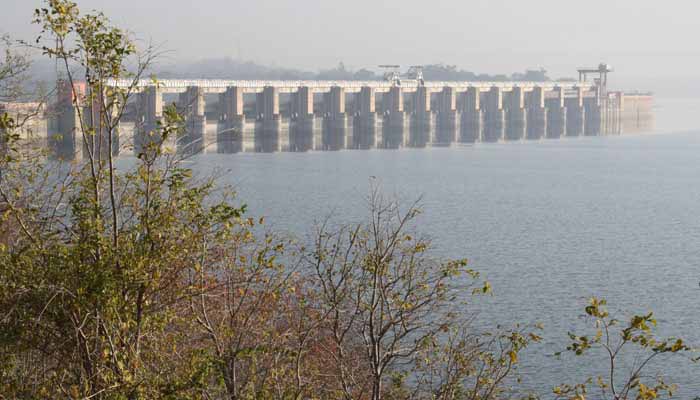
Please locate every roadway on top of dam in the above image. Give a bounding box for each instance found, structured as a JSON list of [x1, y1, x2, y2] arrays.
[[106, 79, 595, 94]]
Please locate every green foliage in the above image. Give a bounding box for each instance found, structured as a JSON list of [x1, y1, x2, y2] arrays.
[[33, 0, 134, 79], [0, 34, 32, 161], [0, 34, 31, 103], [553, 298, 692, 400], [412, 323, 542, 400], [0, 112, 20, 157], [0, 1, 245, 398], [305, 189, 535, 400], [0, 129, 248, 398]]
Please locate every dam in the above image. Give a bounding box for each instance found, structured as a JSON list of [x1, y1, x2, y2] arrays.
[[44, 65, 653, 159]]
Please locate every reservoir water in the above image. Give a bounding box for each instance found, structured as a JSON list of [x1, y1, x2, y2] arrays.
[[180, 98, 700, 396]]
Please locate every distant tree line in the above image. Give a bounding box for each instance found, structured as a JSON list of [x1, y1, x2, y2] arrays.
[[157, 59, 551, 82], [23, 56, 552, 85]]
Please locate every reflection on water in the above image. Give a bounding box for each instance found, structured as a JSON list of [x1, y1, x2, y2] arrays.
[[45, 97, 664, 160]]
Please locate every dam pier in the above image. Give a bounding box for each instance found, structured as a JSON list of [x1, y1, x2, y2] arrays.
[[47, 66, 652, 158]]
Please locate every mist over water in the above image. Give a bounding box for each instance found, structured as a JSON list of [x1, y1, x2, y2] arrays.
[[654, 97, 700, 134], [172, 97, 700, 396]]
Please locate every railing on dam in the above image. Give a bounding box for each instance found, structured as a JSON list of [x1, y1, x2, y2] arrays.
[[106, 79, 594, 93]]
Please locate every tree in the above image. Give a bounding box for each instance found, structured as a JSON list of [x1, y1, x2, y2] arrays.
[[511, 69, 549, 82], [0, 34, 31, 103], [306, 188, 537, 400], [188, 218, 302, 399], [411, 323, 541, 400], [353, 68, 379, 80], [553, 298, 691, 400], [0, 33, 34, 154], [0, 1, 243, 398]]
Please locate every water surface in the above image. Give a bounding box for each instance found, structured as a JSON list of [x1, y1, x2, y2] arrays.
[[181, 98, 700, 396]]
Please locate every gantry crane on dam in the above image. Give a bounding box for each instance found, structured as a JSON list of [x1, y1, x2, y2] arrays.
[[378, 65, 425, 87], [578, 63, 613, 92]]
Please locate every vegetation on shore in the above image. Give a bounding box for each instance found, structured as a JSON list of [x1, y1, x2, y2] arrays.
[[0, 2, 692, 399]]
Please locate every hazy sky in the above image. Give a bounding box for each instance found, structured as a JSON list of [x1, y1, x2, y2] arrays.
[[3, 0, 699, 90]]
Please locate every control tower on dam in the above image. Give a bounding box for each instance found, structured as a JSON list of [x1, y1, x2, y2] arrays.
[[48, 65, 652, 159]]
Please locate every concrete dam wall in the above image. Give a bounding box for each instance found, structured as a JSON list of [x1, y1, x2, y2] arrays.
[[43, 79, 654, 159]]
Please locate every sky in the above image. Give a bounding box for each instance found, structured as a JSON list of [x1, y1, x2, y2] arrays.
[[3, 0, 699, 93]]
